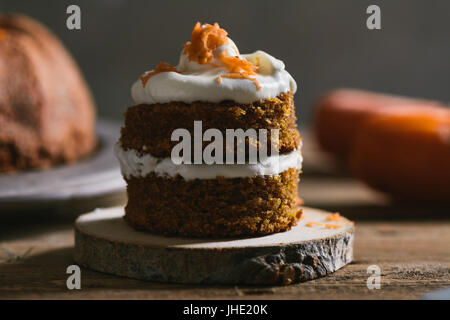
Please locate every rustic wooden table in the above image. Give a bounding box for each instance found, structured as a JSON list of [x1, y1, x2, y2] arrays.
[[1, 135, 449, 300]]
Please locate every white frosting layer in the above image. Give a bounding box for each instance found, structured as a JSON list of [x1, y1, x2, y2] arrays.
[[131, 37, 297, 104], [114, 143, 302, 180]]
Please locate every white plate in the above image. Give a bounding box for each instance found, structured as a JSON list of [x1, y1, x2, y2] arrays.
[[0, 119, 126, 213]]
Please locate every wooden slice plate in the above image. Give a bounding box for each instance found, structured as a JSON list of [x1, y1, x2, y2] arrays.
[[74, 206, 354, 285]]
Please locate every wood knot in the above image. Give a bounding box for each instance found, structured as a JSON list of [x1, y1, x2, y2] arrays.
[[281, 265, 296, 285]]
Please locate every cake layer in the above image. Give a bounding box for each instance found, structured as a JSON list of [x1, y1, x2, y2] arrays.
[[120, 92, 300, 158], [115, 143, 302, 180], [124, 168, 301, 237]]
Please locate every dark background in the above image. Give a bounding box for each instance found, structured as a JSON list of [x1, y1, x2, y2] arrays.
[[2, 0, 450, 125]]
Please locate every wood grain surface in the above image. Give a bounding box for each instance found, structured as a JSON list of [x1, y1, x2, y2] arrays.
[[0, 133, 449, 299]]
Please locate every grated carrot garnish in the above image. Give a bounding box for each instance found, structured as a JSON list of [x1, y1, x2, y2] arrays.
[[183, 22, 229, 65], [305, 222, 323, 228], [218, 73, 260, 89], [325, 224, 342, 229], [140, 62, 179, 87], [184, 22, 260, 90], [326, 212, 344, 222], [140, 22, 261, 89], [216, 53, 260, 90]]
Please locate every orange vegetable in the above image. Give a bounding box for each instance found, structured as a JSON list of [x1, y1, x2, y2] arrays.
[[350, 113, 450, 201], [314, 88, 446, 159]]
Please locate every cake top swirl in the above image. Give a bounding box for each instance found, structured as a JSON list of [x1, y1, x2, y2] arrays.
[[132, 22, 297, 104]]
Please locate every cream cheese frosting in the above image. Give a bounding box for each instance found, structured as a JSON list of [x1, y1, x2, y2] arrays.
[[131, 24, 297, 105], [115, 143, 303, 180]]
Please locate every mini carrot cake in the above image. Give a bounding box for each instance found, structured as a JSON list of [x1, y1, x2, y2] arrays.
[[115, 22, 302, 237]]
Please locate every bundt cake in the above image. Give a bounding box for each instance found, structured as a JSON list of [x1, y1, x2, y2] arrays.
[[0, 14, 96, 173]]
